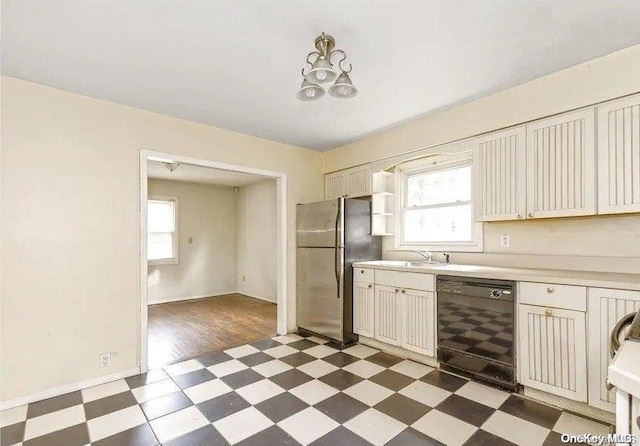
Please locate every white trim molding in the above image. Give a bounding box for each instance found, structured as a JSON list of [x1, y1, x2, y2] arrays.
[[147, 291, 239, 306], [139, 150, 288, 374], [0, 368, 140, 411], [394, 148, 483, 253]]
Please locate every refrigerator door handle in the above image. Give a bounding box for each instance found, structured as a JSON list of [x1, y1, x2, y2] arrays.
[[334, 206, 341, 285]]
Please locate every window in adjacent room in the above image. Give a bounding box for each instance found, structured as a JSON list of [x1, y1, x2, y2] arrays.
[[396, 152, 482, 252], [148, 197, 178, 264]]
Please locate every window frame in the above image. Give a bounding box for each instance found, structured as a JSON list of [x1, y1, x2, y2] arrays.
[[147, 196, 179, 265], [394, 153, 483, 253]]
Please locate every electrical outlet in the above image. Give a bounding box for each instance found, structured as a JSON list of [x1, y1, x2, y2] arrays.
[[99, 353, 111, 368], [188, 237, 193, 244], [500, 235, 510, 248], [242, 275, 246, 282]]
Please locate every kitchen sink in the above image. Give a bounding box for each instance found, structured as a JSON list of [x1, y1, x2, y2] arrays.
[[404, 261, 445, 266]]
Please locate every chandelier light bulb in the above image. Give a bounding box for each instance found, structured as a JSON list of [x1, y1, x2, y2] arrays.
[[316, 71, 327, 81], [328, 71, 358, 99], [306, 88, 316, 98]]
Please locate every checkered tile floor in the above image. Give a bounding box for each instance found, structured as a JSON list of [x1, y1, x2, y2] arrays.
[[2, 333, 610, 445]]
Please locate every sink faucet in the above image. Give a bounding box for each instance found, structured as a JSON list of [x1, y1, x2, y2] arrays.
[[415, 250, 433, 262]]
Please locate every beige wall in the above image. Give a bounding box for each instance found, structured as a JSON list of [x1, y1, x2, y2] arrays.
[[323, 45, 640, 172], [323, 44, 640, 273], [0, 77, 323, 402], [147, 179, 238, 304], [383, 215, 640, 273], [237, 179, 277, 303]]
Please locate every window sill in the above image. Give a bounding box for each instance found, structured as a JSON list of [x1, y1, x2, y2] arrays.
[[148, 258, 178, 266]]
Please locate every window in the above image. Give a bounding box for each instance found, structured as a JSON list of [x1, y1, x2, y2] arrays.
[[396, 153, 482, 252], [148, 197, 178, 264]]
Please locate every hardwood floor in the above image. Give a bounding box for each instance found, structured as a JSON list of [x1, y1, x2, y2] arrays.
[[148, 293, 276, 369]]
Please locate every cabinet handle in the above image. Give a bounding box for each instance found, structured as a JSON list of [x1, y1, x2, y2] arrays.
[[517, 213, 523, 219], [368, 284, 373, 289], [360, 270, 365, 273], [547, 287, 554, 293], [401, 289, 406, 294], [545, 309, 553, 316], [528, 212, 535, 218], [395, 288, 399, 293]]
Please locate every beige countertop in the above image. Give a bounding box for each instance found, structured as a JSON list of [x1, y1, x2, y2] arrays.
[[352, 260, 640, 291]]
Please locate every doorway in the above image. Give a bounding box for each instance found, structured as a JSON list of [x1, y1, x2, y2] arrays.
[[139, 150, 287, 372]]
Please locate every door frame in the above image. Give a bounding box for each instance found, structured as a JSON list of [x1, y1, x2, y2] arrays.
[[139, 149, 288, 373]]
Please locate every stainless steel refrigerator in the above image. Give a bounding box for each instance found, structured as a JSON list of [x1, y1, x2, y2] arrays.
[[296, 198, 382, 345]]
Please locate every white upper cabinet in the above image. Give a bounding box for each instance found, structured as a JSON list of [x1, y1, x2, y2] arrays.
[[324, 164, 372, 200], [474, 126, 527, 221], [325, 171, 346, 200], [345, 164, 372, 197], [526, 108, 596, 219], [597, 94, 640, 215]]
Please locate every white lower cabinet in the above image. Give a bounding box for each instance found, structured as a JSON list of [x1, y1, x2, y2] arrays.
[[353, 281, 375, 338], [518, 304, 587, 402], [401, 289, 435, 357], [374, 285, 402, 345], [353, 268, 436, 356], [587, 288, 640, 412]]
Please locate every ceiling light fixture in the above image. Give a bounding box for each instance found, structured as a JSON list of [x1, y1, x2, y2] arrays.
[[296, 32, 357, 101], [162, 162, 179, 173]]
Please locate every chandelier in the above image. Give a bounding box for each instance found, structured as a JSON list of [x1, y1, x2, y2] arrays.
[[296, 32, 358, 101]]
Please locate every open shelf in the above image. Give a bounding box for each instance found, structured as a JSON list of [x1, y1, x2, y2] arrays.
[[371, 169, 396, 236]]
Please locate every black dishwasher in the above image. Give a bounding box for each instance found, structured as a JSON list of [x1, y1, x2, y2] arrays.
[[437, 275, 517, 390]]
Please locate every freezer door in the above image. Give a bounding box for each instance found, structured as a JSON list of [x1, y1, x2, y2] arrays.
[[297, 200, 341, 248], [297, 247, 343, 342]]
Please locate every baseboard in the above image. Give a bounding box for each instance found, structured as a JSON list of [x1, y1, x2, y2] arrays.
[[1, 367, 140, 411], [148, 290, 237, 305], [523, 386, 615, 424], [358, 336, 439, 368], [236, 290, 277, 304]]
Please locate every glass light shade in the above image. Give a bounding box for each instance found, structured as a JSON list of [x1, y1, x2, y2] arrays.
[[328, 72, 358, 98], [304, 56, 337, 84], [296, 79, 324, 101]]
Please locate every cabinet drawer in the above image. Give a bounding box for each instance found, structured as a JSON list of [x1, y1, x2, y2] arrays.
[[354, 268, 374, 283], [520, 282, 586, 311], [375, 270, 434, 291]]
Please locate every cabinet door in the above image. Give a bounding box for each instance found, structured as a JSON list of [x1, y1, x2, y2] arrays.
[[526, 108, 596, 218], [587, 288, 640, 412], [344, 164, 372, 197], [474, 126, 527, 221], [401, 289, 435, 357], [597, 94, 640, 214], [518, 304, 587, 401], [353, 282, 375, 338], [374, 285, 402, 345], [325, 172, 345, 200]]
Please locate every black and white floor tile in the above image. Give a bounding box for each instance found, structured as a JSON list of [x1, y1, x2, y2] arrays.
[[1, 334, 610, 445]]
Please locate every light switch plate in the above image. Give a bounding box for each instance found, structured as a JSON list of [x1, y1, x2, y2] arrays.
[[500, 235, 510, 248]]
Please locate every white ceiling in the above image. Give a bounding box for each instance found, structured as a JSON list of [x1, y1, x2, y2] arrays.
[[147, 161, 270, 187], [2, 1, 639, 151]]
